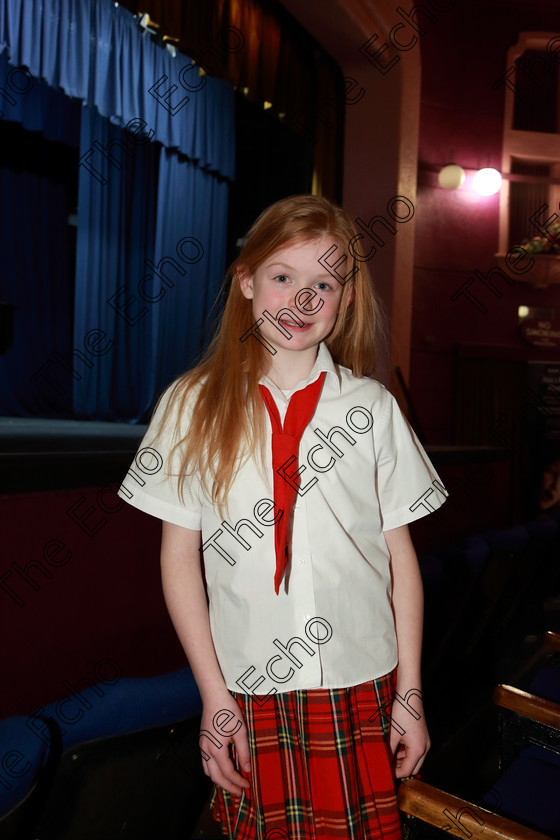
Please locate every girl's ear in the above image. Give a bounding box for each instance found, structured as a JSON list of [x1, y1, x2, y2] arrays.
[[238, 267, 254, 299], [345, 284, 355, 307]]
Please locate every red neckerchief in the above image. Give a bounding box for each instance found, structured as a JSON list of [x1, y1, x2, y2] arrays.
[[258, 371, 326, 594]]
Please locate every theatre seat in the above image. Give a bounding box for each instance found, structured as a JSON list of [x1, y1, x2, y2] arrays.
[[398, 778, 551, 840], [0, 668, 211, 840], [423, 520, 555, 691], [35, 667, 203, 751], [496, 518, 560, 644], [493, 683, 560, 773], [507, 631, 560, 708], [484, 683, 560, 837], [481, 744, 560, 835], [0, 715, 55, 839], [399, 631, 560, 840], [30, 715, 212, 840], [529, 667, 560, 704], [463, 525, 531, 659], [422, 536, 489, 679]]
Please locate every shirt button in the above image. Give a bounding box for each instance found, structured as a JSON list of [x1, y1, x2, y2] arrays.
[[298, 557, 305, 566]]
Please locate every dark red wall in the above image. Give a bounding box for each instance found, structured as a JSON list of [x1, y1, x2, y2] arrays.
[[411, 0, 560, 444], [0, 486, 186, 719]]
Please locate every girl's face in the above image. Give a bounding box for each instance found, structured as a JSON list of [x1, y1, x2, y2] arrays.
[[239, 236, 353, 357]]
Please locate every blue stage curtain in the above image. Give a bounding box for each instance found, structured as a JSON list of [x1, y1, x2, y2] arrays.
[[0, 51, 82, 143], [0, 0, 235, 177], [0, 121, 75, 417], [72, 110, 230, 422], [149, 148, 229, 400], [72, 104, 160, 421], [0, 0, 235, 420]]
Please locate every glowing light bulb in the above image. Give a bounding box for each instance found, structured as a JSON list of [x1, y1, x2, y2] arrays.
[[438, 164, 465, 190], [473, 168, 502, 196]]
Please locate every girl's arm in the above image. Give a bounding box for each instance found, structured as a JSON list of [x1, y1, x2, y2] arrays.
[[160, 521, 251, 795], [384, 523, 430, 777]]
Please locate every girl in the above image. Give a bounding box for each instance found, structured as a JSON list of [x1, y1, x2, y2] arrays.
[[119, 195, 447, 840]]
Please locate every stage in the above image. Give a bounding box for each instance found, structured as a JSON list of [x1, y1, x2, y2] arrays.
[[0, 417, 147, 493]]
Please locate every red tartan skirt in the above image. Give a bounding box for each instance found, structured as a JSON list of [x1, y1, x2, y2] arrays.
[[210, 670, 402, 840]]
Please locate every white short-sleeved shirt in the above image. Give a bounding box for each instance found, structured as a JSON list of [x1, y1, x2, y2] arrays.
[[118, 342, 447, 697]]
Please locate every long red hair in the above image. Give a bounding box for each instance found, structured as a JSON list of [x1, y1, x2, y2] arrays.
[[155, 194, 387, 513]]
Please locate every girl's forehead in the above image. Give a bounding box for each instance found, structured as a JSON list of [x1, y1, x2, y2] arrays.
[[262, 235, 342, 266]]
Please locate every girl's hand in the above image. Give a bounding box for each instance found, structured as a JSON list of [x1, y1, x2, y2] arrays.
[[388, 694, 431, 778], [200, 690, 252, 796]]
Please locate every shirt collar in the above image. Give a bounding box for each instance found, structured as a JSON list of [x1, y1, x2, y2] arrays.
[[259, 342, 342, 396]]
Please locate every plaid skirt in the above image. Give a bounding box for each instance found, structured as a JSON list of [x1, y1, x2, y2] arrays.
[[210, 670, 401, 840]]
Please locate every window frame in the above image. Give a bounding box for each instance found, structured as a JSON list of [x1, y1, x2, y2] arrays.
[[499, 31, 560, 254]]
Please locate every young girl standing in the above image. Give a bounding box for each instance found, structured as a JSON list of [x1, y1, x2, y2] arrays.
[[119, 195, 447, 840]]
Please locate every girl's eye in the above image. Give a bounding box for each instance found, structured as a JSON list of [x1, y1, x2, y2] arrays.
[[316, 282, 331, 291], [274, 274, 290, 283]]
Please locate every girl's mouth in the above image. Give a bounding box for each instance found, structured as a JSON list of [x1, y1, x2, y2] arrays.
[[279, 318, 312, 331]]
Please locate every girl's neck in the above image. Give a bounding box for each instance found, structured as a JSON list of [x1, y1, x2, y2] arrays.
[[265, 345, 319, 390]]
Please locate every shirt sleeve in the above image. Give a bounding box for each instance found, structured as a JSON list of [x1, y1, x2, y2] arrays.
[[117, 381, 203, 530], [374, 386, 448, 531]]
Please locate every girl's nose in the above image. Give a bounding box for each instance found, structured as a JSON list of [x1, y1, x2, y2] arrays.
[[286, 288, 298, 309]]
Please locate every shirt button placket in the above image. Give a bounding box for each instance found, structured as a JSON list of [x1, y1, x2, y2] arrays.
[[293, 489, 321, 684]]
